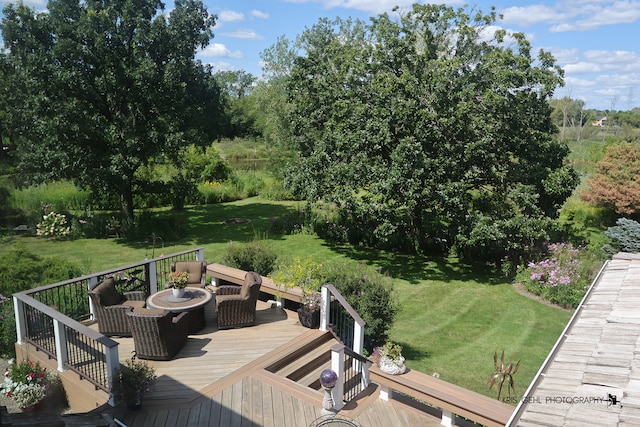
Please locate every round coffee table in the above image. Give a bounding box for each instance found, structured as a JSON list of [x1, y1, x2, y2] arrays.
[[146, 287, 212, 333]]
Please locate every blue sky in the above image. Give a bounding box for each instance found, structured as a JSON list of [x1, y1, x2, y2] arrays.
[[198, 0, 640, 111]]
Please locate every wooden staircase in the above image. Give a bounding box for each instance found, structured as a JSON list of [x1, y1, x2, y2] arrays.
[[265, 330, 335, 390]]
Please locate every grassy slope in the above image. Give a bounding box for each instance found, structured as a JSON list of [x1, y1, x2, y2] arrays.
[[0, 196, 572, 402]]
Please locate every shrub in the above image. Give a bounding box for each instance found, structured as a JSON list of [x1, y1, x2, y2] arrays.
[[0, 294, 15, 359], [197, 180, 243, 204], [36, 211, 71, 239], [322, 260, 398, 349], [221, 240, 278, 276], [0, 246, 82, 357], [270, 257, 323, 309], [269, 206, 313, 235], [605, 218, 640, 253], [515, 242, 602, 308]]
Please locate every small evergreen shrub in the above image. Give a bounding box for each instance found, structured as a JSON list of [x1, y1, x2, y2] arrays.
[[221, 240, 278, 276], [605, 218, 640, 253]]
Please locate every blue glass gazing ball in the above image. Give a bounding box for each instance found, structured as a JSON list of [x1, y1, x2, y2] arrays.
[[320, 369, 338, 388]]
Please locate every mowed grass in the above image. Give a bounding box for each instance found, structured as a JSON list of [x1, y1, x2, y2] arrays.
[[0, 196, 573, 402]]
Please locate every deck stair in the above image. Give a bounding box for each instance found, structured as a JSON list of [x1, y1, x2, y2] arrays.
[[265, 330, 335, 390]]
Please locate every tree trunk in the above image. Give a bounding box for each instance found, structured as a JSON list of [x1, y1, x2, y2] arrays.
[[120, 180, 134, 220]]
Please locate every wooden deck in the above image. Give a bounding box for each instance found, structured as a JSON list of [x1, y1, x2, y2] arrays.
[[99, 298, 442, 426]]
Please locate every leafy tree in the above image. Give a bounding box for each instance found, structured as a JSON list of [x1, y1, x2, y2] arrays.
[[250, 35, 298, 147], [581, 143, 640, 215], [284, 4, 578, 262], [214, 70, 259, 138], [1, 0, 222, 218]]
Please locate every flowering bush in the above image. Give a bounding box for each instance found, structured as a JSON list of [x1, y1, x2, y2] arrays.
[[36, 211, 71, 239], [516, 242, 602, 308], [1, 360, 59, 409], [168, 271, 190, 289]]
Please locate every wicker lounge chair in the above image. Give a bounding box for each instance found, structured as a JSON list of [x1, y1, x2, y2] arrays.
[[88, 278, 146, 337], [171, 260, 207, 288], [215, 272, 262, 329], [126, 308, 189, 360]]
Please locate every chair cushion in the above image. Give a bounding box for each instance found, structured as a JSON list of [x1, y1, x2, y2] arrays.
[[240, 275, 252, 299], [130, 307, 166, 316], [175, 261, 203, 284], [123, 300, 146, 310], [93, 278, 123, 306]]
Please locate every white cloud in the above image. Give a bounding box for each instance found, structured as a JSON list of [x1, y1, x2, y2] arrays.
[[563, 76, 598, 89], [582, 50, 640, 65], [223, 28, 263, 40], [547, 47, 582, 64], [212, 61, 236, 72], [564, 61, 602, 74], [501, 5, 567, 26], [199, 43, 243, 59], [250, 9, 269, 19], [218, 10, 244, 23]]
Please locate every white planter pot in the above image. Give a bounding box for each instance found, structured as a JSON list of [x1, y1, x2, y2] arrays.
[[378, 356, 406, 375], [172, 287, 185, 298]]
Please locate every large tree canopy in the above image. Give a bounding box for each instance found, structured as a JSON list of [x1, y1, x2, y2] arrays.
[[284, 4, 578, 261], [1, 0, 221, 217]]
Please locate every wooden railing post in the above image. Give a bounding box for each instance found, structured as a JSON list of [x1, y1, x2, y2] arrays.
[[379, 384, 393, 401], [105, 345, 120, 407], [13, 297, 26, 345], [441, 409, 455, 427], [320, 286, 330, 332], [88, 276, 99, 321], [196, 248, 205, 262], [148, 261, 158, 295], [353, 322, 364, 355], [53, 319, 68, 372], [330, 345, 345, 411]]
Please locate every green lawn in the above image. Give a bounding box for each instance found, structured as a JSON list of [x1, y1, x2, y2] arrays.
[[0, 196, 573, 402]]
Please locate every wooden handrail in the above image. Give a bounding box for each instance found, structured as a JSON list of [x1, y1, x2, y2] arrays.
[[322, 283, 365, 328], [370, 366, 514, 427], [206, 262, 304, 303]]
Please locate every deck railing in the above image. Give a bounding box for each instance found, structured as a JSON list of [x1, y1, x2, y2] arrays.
[[11, 247, 205, 401], [329, 343, 371, 410], [320, 284, 365, 356]]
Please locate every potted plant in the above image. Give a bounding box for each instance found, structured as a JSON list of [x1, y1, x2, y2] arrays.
[[270, 257, 323, 328], [168, 271, 190, 298], [1, 359, 60, 411], [112, 355, 157, 410], [372, 340, 406, 375]]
